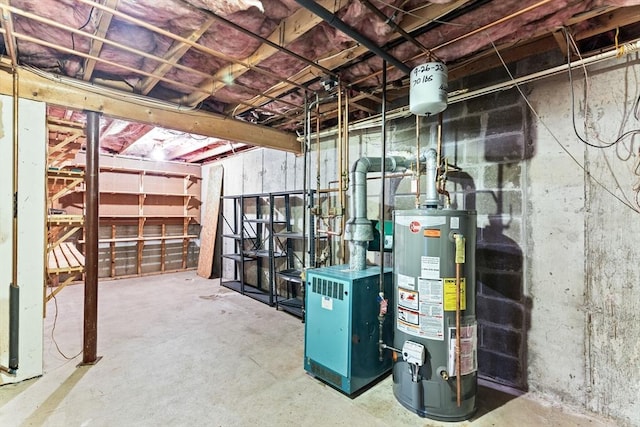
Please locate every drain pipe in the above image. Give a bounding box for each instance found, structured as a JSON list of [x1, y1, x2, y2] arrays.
[[344, 156, 411, 271]]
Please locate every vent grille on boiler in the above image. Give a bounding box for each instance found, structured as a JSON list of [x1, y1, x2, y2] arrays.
[[311, 276, 344, 300]]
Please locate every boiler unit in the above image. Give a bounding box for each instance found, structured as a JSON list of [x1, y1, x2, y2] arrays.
[[304, 265, 393, 395], [392, 207, 477, 421]]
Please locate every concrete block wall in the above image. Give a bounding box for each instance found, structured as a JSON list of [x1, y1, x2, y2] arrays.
[[206, 54, 640, 426], [384, 88, 530, 390]]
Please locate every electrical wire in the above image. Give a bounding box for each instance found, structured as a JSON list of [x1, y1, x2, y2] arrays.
[[48, 286, 82, 360], [565, 29, 640, 149], [488, 37, 640, 214], [71, 6, 95, 51]]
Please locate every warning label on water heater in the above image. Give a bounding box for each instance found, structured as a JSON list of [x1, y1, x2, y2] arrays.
[[397, 278, 444, 341], [448, 324, 478, 376]]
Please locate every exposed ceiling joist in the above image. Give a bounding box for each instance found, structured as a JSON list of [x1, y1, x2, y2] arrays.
[[82, 0, 119, 81], [3, 0, 640, 164], [0, 0, 17, 67], [137, 17, 217, 95], [182, 0, 349, 107], [0, 65, 301, 154], [229, 0, 474, 117]]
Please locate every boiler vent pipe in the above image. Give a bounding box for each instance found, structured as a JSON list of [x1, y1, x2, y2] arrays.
[[344, 156, 411, 271]]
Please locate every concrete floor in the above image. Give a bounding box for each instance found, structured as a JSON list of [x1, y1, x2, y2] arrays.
[[0, 271, 618, 427]]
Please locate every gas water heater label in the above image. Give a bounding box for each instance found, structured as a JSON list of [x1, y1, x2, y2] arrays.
[[443, 278, 466, 311], [421, 256, 440, 280], [396, 278, 444, 341]]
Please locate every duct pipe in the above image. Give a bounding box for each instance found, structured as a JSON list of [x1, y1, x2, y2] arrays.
[[294, 0, 411, 76], [83, 110, 100, 365], [424, 148, 439, 208], [345, 156, 411, 271]]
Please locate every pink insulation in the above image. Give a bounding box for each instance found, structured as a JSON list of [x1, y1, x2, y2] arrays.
[[7, 0, 640, 127]]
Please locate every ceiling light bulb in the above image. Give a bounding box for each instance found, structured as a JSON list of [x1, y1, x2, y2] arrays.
[[150, 147, 165, 161]]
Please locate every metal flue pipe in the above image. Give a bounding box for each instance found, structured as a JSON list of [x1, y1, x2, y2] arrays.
[[344, 156, 411, 271]]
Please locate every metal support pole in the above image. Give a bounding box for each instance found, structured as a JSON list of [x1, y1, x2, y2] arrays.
[[83, 110, 100, 365], [8, 71, 20, 374]]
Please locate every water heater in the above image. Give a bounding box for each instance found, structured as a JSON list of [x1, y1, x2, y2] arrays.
[[392, 208, 477, 421]]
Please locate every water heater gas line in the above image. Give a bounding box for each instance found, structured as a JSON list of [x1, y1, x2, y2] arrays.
[[454, 233, 466, 407], [415, 115, 421, 208]]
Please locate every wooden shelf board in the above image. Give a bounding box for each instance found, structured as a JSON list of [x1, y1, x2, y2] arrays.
[[48, 214, 84, 225]]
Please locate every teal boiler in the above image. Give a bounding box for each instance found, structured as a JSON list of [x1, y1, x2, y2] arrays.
[[304, 264, 393, 395]]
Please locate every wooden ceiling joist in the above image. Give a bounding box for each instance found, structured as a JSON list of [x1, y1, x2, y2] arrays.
[[137, 17, 216, 95], [0, 0, 18, 67], [228, 0, 474, 118], [182, 0, 350, 107], [0, 66, 301, 154], [82, 0, 119, 81]]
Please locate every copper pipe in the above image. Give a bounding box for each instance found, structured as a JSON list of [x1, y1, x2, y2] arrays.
[[315, 97, 321, 264], [337, 85, 343, 217], [455, 260, 462, 407], [454, 234, 466, 407], [415, 115, 421, 208], [436, 113, 451, 207], [436, 113, 443, 172], [342, 88, 349, 248]]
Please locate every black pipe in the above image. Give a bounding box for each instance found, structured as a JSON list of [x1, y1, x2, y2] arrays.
[[83, 110, 100, 365], [360, 0, 437, 61], [294, 0, 411, 75]]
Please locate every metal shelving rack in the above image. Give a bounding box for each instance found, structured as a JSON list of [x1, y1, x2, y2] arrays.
[[220, 193, 284, 306], [220, 190, 315, 314], [272, 191, 305, 318]]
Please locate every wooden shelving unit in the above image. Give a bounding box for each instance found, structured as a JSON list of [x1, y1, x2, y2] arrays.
[[61, 155, 202, 278], [46, 168, 85, 301]]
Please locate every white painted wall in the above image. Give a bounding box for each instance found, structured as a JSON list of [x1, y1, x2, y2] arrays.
[[0, 95, 47, 384]]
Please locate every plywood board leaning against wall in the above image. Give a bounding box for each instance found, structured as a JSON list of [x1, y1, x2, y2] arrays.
[[197, 165, 223, 278]]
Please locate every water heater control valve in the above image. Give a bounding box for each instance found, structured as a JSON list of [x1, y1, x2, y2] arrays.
[[402, 341, 425, 366]]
